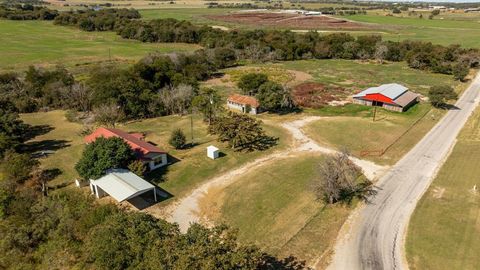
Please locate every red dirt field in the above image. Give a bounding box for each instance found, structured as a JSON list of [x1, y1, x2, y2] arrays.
[[293, 82, 349, 108], [205, 12, 371, 30]]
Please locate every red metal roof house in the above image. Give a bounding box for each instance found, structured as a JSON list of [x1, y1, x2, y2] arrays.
[[353, 83, 419, 112], [85, 127, 168, 171]]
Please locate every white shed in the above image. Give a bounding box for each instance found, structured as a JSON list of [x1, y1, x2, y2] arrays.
[[207, 145, 219, 160]]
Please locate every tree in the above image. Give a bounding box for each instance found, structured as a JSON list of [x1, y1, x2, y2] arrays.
[[314, 150, 375, 204], [0, 104, 28, 157], [256, 82, 295, 112], [237, 73, 269, 96], [169, 128, 186, 149], [213, 47, 236, 68], [75, 137, 136, 180], [452, 61, 469, 81], [428, 85, 458, 108], [192, 87, 222, 125], [209, 112, 277, 151], [127, 160, 146, 177], [93, 103, 124, 127], [1, 150, 39, 184]]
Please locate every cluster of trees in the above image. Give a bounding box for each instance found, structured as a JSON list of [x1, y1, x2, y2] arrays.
[[54, 8, 140, 32], [238, 73, 295, 112], [0, 4, 58, 20], [0, 50, 232, 120], [0, 67, 76, 113], [0, 182, 305, 269]]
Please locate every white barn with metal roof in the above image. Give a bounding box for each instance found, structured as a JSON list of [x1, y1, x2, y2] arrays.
[[89, 169, 157, 202]]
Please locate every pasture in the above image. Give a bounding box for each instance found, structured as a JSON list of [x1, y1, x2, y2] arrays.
[[342, 13, 480, 48], [0, 20, 199, 71], [407, 107, 480, 270]]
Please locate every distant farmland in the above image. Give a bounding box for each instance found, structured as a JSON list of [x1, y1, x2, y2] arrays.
[[0, 20, 200, 71]]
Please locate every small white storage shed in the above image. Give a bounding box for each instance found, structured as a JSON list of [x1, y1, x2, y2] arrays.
[[207, 145, 219, 160]]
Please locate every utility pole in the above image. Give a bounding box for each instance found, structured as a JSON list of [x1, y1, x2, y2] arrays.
[[373, 102, 377, 122], [190, 109, 194, 146], [108, 48, 111, 62]]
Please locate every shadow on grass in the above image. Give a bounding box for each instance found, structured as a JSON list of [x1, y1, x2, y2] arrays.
[[236, 135, 279, 152], [22, 139, 71, 154], [24, 124, 55, 141]]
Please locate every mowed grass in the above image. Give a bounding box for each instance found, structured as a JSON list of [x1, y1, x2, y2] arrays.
[[0, 20, 199, 71], [20, 110, 291, 200], [303, 104, 443, 165], [202, 154, 353, 266], [342, 14, 480, 48], [406, 107, 480, 270]]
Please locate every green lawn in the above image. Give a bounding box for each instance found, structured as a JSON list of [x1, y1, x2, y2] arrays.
[[407, 107, 480, 270], [202, 154, 353, 267], [20, 110, 291, 200], [342, 14, 480, 48], [303, 104, 442, 165], [0, 20, 199, 71]]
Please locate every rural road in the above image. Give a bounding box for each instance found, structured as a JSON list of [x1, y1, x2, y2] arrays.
[[161, 117, 388, 233], [327, 72, 480, 270]]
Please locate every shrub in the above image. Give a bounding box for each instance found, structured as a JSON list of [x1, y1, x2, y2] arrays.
[[169, 129, 186, 149], [428, 85, 458, 108]]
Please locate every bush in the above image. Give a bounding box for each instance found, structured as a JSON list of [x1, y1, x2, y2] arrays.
[[128, 160, 146, 177], [452, 62, 469, 81], [169, 129, 186, 149], [428, 85, 458, 108]]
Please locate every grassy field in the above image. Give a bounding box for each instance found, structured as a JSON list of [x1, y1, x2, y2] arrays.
[[276, 59, 463, 96], [303, 104, 442, 165], [200, 154, 354, 267], [407, 107, 480, 270], [342, 13, 480, 48], [20, 110, 291, 200], [0, 20, 199, 71]]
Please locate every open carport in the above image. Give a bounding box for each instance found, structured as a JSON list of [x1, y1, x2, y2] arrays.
[[90, 169, 157, 203]]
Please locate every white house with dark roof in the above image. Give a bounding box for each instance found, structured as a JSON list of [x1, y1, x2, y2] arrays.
[[353, 83, 419, 112]]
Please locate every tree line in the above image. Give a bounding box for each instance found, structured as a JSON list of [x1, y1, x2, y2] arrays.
[[50, 8, 479, 80], [0, 51, 226, 118], [2, 6, 479, 80], [0, 3, 58, 20]]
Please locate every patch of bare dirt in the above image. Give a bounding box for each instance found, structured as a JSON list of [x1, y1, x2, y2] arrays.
[[293, 82, 349, 108], [205, 13, 371, 30]]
